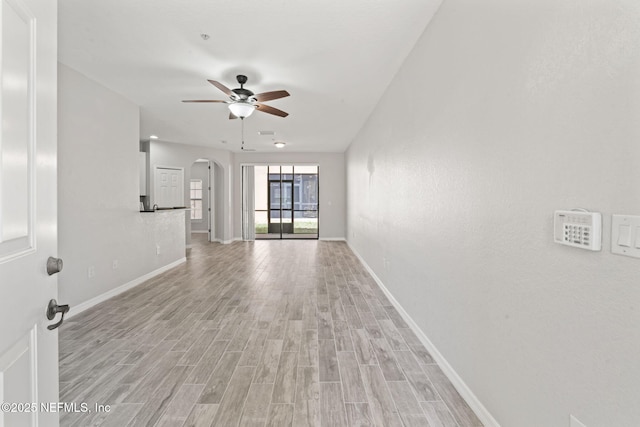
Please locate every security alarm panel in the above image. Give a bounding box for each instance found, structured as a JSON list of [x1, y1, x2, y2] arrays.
[[554, 210, 602, 251]]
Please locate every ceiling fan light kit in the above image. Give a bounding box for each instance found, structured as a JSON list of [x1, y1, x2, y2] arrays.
[[228, 102, 256, 119]]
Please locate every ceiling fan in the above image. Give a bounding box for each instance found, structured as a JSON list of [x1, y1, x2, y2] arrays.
[[182, 75, 290, 119]]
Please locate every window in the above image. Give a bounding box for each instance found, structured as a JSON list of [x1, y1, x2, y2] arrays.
[[190, 179, 203, 220]]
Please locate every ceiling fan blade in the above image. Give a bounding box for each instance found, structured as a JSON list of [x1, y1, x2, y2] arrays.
[[255, 103, 289, 118], [182, 99, 227, 103], [208, 80, 234, 97], [229, 112, 238, 120], [254, 90, 290, 102]]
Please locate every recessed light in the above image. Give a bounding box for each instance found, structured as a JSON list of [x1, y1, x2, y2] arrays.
[[149, 135, 159, 139], [274, 141, 285, 148], [258, 130, 275, 136]]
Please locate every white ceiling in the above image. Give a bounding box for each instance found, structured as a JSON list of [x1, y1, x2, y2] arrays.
[[58, 0, 441, 153]]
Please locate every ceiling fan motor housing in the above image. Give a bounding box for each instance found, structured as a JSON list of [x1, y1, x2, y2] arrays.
[[232, 88, 255, 100], [232, 75, 253, 100]]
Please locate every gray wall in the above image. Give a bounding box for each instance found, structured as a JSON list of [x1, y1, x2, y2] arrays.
[[233, 152, 346, 239], [190, 161, 210, 233], [58, 64, 186, 309], [346, 1, 640, 426]]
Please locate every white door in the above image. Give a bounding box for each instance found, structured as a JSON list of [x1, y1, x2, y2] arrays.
[[154, 167, 184, 208], [0, 0, 59, 426]]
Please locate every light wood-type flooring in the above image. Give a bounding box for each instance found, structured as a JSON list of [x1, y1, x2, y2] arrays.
[[59, 235, 483, 427]]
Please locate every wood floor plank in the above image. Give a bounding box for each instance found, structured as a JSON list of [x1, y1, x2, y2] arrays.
[[359, 365, 403, 427], [420, 401, 460, 427], [351, 329, 376, 365], [387, 381, 423, 416], [185, 339, 229, 384], [320, 382, 348, 426], [87, 403, 142, 427], [423, 364, 483, 427], [317, 309, 334, 339], [160, 383, 205, 419], [178, 329, 219, 366], [336, 351, 367, 403], [400, 413, 433, 427], [345, 402, 375, 427], [266, 403, 294, 427], [267, 318, 287, 339], [238, 328, 269, 366], [184, 403, 219, 427], [272, 351, 298, 403], [210, 366, 255, 426], [126, 365, 192, 427], [198, 351, 242, 404], [293, 366, 320, 427], [57, 237, 483, 427], [334, 319, 354, 352], [123, 351, 184, 403], [254, 339, 283, 384], [239, 383, 273, 426], [318, 339, 340, 382], [370, 338, 405, 381], [121, 340, 177, 384], [299, 329, 319, 367], [378, 320, 409, 351], [283, 320, 303, 352]]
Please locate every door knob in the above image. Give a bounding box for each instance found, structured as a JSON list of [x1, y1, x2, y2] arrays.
[[46, 257, 63, 275], [46, 299, 70, 330]]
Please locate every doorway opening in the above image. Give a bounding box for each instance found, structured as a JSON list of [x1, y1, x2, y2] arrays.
[[254, 165, 319, 239]]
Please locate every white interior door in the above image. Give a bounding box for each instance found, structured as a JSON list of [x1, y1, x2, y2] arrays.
[[154, 167, 184, 208], [0, 0, 59, 426]]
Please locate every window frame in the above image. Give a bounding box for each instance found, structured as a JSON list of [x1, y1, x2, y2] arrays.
[[190, 179, 203, 221]]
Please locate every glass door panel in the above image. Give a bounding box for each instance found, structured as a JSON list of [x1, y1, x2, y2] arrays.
[[268, 180, 282, 235], [256, 164, 319, 239]]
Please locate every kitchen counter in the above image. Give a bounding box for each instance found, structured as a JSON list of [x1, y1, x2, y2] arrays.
[[140, 207, 190, 213]]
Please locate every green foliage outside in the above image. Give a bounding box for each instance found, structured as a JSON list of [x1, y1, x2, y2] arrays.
[[255, 220, 317, 234]]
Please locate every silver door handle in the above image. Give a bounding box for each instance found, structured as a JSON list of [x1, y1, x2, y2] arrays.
[[46, 257, 63, 275], [46, 299, 70, 330]]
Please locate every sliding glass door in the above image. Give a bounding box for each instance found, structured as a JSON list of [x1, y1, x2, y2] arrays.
[[254, 165, 318, 239]]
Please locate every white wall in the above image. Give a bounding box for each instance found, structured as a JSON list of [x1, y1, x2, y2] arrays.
[[58, 64, 186, 309], [233, 152, 346, 239], [346, 1, 640, 426], [149, 140, 233, 243], [190, 162, 210, 233]]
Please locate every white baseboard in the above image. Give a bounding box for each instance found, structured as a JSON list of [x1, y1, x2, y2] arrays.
[[319, 237, 346, 241], [346, 241, 500, 427], [191, 230, 208, 234], [67, 257, 187, 319]]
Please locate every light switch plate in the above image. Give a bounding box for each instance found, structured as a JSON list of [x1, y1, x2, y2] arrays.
[[611, 215, 640, 259]]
